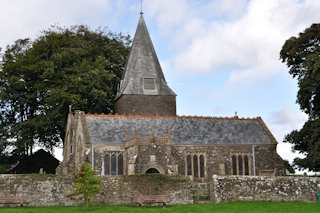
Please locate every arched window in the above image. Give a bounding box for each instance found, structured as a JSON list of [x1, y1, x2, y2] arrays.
[[244, 155, 249, 175], [238, 155, 243, 175], [193, 155, 198, 178], [187, 155, 192, 176], [232, 155, 237, 175], [104, 152, 124, 176], [200, 155, 204, 178], [118, 154, 123, 175], [104, 154, 110, 175], [111, 154, 117, 175], [186, 153, 206, 178], [231, 154, 250, 175]]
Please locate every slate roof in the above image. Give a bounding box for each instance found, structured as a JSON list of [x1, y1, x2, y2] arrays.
[[85, 114, 276, 146], [115, 14, 175, 99]]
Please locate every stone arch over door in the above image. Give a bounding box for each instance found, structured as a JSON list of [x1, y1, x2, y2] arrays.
[[146, 168, 160, 173], [142, 163, 165, 174]]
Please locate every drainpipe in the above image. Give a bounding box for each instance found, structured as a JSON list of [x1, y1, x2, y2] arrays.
[[92, 144, 94, 170], [252, 145, 256, 176]]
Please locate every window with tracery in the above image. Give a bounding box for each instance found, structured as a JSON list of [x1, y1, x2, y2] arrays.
[[104, 152, 124, 176], [231, 154, 250, 176], [186, 152, 206, 178], [187, 155, 192, 176], [244, 155, 249, 175], [232, 155, 237, 175]]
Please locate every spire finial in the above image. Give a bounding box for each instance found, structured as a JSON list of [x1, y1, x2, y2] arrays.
[[140, 0, 143, 14]]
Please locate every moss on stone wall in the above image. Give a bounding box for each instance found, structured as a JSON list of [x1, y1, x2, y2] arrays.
[[2, 174, 319, 207], [120, 174, 190, 194]]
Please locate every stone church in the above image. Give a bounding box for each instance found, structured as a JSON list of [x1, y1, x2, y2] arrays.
[[56, 14, 285, 179]]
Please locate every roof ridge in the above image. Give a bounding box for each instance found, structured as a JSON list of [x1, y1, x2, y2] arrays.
[[85, 113, 258, 121]]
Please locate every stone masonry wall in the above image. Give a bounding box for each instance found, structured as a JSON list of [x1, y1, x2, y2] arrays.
[[1, 174, 319, 207], [210, 175, 320, 203], [0, 174, 192, 207], [114, 94, 176, 116], [0, 175, 76, 207]]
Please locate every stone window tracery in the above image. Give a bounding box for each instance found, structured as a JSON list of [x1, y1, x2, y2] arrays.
[[187, 155, 192, 176], [104, 154, 110, 175], [231, 153, 251, 176], [104, 152, 123, 176], [118, 154, 123, 175], [244, 155, 249, 175], [185, 152, 206, 178], [238, 155, 243, 175], [200, 155, 204, 177], [193, 155, 198, 178], [232, 155, 237, 175]]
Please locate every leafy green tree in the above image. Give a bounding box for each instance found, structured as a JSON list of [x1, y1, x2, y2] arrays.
[[71, 163, 102, 211], [0, 25, 130, 157], [280, 23, 320, 171], [284, 160, 295, 174]]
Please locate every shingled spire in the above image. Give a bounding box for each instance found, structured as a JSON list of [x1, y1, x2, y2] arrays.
[[114, 14, 176, 116]]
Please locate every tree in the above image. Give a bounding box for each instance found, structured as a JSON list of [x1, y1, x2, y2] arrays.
[[70, 163, 102, 211], [284, 159, 295, 174], [280, 23, 320, 171], [0, 25, 131, 157]]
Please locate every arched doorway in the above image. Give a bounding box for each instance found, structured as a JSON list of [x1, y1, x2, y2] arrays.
[[145, 168, 160, 174]]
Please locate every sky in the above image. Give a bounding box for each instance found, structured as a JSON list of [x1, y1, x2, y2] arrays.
[[0, 0, 319, 172]]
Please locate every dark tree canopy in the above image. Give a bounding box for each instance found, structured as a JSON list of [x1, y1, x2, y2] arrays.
[[284, 159, 295, 174], [0, 25, 131, 158], [280, 23, 320, 171], [5, 149, 59, 174]]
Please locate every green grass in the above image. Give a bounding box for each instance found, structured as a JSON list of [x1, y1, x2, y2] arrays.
[[0, 201, 319, 213]]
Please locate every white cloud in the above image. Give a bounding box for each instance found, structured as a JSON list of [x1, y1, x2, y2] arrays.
[[264, 107, 308, 163], [145, 0, 190, 36], [270, 107, 307, 126], [54, 147, 63, 162], [207, 0, 248, 20], [145, 0, 320, 85], [0, 0, 112, 50]]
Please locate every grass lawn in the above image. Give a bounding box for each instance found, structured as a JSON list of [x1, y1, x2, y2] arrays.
[[0, 201, 319, 213]]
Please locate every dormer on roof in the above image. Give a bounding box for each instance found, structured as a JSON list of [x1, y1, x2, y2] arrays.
[[114, 14, 176, 116]]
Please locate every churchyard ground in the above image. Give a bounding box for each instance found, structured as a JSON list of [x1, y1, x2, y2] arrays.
[[0, 201, 319, 213]]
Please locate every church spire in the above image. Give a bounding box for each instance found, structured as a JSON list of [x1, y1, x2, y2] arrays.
[[114, 14, 176, 116], [116, 13, 175, 98]]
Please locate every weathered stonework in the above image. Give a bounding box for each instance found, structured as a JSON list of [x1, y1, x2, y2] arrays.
[[210, 175, 320, 203], [0, 174, 193, 207], [0, 175, 76, 207], [114, 94, 176, 116], [1, 174, 319, 207]]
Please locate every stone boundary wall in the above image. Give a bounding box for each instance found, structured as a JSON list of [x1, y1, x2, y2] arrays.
[[1, 174, 320, 207], [210, 175, 320, 203], [0, 174, 193, 207], [0, 175, 75, 206]]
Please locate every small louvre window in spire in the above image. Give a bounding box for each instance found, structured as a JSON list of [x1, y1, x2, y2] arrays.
[[144, 78, 155, 90]]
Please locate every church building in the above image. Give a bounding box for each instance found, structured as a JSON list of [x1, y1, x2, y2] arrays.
[[56, 14, 285, 179]]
